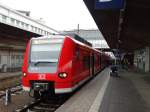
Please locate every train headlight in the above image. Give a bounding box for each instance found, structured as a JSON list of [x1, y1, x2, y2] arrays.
[[58, 73, 68, 78], [23, 73, 27, 77]]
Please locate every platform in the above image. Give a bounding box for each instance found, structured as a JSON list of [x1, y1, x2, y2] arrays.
[[55, 68, 110, 112], [55, 68, 150, 112], [99, 70, 150, 112]]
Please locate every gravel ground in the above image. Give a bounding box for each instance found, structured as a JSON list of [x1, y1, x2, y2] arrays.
[[0, 76, 21, 91], [0, 72, 21, 91], [0, 72, 34, 112], [0, 91, 34, 112]]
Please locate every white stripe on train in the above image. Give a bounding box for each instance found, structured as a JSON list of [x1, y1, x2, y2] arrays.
[[22, 74, 92, 94]]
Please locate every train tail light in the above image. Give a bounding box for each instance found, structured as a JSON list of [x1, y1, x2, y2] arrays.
[[23, 72, 27, 77], [58, 72, 68, 78]]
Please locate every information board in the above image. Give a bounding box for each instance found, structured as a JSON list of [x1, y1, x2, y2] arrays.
[[95, 0, 124, 9]]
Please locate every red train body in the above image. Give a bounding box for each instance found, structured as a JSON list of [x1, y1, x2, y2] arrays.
[[22, 35, 109, 97]]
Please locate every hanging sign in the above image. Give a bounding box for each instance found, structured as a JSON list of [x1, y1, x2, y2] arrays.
[[95, 0, 124, 9]]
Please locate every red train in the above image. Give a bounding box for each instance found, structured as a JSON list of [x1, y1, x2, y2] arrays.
[[22, 34, 110, 98]]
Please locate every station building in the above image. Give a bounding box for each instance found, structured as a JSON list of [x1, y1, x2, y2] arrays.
[[63, 29, 109, 49], [63, 29, 115, 59], [0, 4, 59, 72]]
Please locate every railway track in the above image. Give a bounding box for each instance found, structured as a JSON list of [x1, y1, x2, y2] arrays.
[[15, 95, 70, 112], [0, 84, 22, 99]]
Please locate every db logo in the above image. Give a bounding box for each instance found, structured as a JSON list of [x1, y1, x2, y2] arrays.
[[38, 74, 46, 80]]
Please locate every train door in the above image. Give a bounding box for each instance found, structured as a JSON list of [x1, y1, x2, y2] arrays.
[[91, 53, 94, 76]]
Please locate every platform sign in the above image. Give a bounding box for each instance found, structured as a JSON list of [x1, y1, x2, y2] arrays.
[[95, 0, 124, 9], [113, 49, 121, 59]]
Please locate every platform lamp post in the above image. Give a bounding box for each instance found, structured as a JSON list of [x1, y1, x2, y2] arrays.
[[77, 24, 80, 35], [116, 5, 126, 67]]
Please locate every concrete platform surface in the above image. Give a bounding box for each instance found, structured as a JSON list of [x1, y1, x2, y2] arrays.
[[99, 70, 150, 112], [55, 68, 110, 112]]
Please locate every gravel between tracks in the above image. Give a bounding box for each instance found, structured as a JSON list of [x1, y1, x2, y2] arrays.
[[0, 72, 21, 91], [0, 91, 34, 112]]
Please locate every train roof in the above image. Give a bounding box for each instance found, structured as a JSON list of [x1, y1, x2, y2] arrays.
[[65, 33, 92, 47], [32, 34, 92, 47], [32, 35, 65, 39]]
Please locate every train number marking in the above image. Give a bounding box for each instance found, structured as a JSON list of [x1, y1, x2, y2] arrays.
[[38, 74, 46, 80]]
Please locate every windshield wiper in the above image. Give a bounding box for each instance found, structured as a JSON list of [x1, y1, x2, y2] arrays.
[[34, 61, 57, 66]]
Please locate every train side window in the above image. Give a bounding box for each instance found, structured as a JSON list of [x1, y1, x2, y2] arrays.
[[94, 55, 97, 64], [75, 47, 80, 60], [83, 56, 90, 69]]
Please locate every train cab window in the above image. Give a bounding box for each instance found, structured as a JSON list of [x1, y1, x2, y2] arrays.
[[30, 43, 61, 62], [28, 38, 64, 73]]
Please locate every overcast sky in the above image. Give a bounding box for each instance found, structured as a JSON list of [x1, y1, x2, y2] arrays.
[[0, 0, 98, 31]]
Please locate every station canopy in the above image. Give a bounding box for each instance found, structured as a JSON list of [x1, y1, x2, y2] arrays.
[[83, 0, 150, 52]]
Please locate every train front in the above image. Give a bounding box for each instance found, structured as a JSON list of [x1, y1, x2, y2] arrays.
[[22, 36, 73, 98]]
